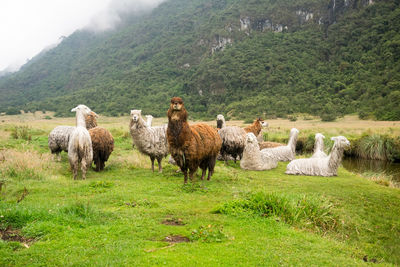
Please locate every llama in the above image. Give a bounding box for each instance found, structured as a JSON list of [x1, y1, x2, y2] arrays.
[[244, 118, 268, 137], [68, 105, 93, 180], [48, 113, 97, 160], [85, 113, 114, 171], [311, 133, 328, 158], [286, 136, 350, 176], [129, 110, 168, 172], [218, 126, 247, 163], [240, 133, 278, 171], [216, 114, 226, 129], [261, 128, 299, 161], [167, 97, 222, 183], [145, 115, 154, 127]]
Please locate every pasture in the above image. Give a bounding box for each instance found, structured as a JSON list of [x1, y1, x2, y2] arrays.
[[0, 113, 399, 266]]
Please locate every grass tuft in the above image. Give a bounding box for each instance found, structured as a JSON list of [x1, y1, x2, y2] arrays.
[[214, 192, 339, 233]]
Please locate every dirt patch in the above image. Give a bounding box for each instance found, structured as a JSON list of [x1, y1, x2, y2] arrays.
[[0, 227, 34, 247], [164, 235, 190, 243], [162, 218, 185, 226]]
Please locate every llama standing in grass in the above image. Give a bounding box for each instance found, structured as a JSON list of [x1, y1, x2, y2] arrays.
[[68, 105, 93, 180], [286, 136, 350, 176], [240, 133, 278, 171], [261, 128, 299, 161], [48, 114, 97, 160], [129, 110, 168, 172], [86, 112, 114, 171], [167, 97, 222, 183], [311, 133, 327, 158]]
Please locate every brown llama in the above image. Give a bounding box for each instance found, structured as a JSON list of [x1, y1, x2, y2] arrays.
[[244, 117, 267, 136], [167, 97, 222, 183]]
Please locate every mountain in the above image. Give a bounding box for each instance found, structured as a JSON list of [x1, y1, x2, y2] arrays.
[[0, 0, 399, 120]]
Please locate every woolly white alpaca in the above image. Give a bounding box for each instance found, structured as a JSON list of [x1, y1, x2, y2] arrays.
[[240, 133, 278, 170], [48, 114, 97, 160], [216, 114, 226, 129], [68, 105, 93, 180], [129, 110, 168, 172], [311, 133, 328, 158], [48, 126, 75, 160], [218, 126, 247, 163], [286, 136, 350, 176], [145, 115, 154, 127], [261, 128, 299, 161]]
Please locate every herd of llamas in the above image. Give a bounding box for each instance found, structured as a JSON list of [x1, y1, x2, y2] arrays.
[[48, 97, 350, 183]]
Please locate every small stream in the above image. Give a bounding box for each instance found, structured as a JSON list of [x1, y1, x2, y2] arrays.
[[342, 157, 400, 182]]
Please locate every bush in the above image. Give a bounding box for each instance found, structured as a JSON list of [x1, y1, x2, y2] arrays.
[[10, 126, 32, 141], [320, 113, 336, 122]]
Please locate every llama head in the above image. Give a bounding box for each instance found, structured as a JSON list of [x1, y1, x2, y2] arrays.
[[331, 136, 350, 148], [216, 114, 225, 128], [257, 118, 268, 127], [71, 105, 92, 116], [246, 132, 258, 144], [290, 128, 299, 137], [170, 97, 184, 111], [145, 115, 153, 120], [130, 110, 142, 122], [315, 133, 325, 140]]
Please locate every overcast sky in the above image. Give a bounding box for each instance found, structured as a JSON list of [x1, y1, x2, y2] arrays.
[[0, 0, 164, 72]]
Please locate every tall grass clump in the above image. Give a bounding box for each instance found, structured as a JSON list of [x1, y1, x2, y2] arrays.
[[214, 192, 339, 233], [10, 126, 32, 141], [0, 150, 59, 181], [355, 134, 399, 161]]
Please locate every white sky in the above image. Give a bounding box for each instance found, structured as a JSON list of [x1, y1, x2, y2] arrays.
[[0, 0, 164, 72]]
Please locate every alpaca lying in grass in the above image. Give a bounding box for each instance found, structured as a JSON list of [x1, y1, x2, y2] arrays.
[[261, 128, 299, 161], [68, 105, 93, 180], [167, 97, 222, 183], [240, 133, 278, 171], [286, 136, 350, 176], [129, 110, 168, 172], [311, 133, 327, 158]]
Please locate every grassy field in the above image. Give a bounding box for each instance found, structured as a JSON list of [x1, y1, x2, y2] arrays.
[[0, 113, 400, 266]]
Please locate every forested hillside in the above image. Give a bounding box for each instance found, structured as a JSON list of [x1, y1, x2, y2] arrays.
[[0, 0, 399, 120]]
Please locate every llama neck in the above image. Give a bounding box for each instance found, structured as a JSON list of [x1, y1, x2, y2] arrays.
[[328, 143, 345, 170], [314, 138, 324, 153], [253, 121, 261, 135], [287, 132, 298, 153], [146, 117, 153, 127], [76, 112, 87, 128], [168, 118, 190, 147]]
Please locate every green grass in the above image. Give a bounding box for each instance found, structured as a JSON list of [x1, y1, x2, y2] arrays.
[[0, 124, 400, 266]]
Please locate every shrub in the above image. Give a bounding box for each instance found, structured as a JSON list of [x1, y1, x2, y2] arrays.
[[10, 126, 31, 141], [320, 113, 336, 122], [190, 225, 229, 243]]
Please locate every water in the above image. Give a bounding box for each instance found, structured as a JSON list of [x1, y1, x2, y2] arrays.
[[342, 157, 400, 182]]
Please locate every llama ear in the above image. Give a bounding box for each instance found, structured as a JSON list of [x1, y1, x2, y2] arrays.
[[331, 137, 337, 141], [130, 110, 134, 115], [138, 110, 142, 114]]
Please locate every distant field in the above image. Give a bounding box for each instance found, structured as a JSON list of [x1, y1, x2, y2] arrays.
[[0, 113, 399, 266]]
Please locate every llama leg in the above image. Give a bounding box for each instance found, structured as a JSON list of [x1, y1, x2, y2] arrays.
[[208, 156, 217, 180], [200, 168, 206, 180], [81, 159, 87, 180], [150, 156, 155, 172], [189, 168, 197, 182], [72, 164, 78, 180], [157, 157, 162, 173], [56, 152, 61, 161], [183, 169, 188, 184], [100, 160, 105, 171]]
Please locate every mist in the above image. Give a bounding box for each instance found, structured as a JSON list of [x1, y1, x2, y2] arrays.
[[86, 0, 166, 32]]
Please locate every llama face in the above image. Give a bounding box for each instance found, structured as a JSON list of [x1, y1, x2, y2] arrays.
[[71, 104, 92, 116], [331, 136, 350, 148], [217, 114, 224, 121], [315, 133, 325, 140], [246, 133, 257, 144], [130, 110, 142, 122], [216, 114, 225, 128], [170, 97, 183, 111]]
